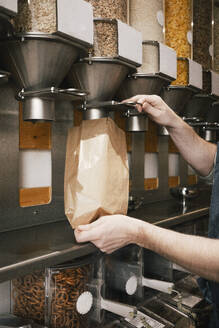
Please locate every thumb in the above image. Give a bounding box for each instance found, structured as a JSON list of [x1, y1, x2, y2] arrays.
[[76, 218, 101, 231], [76, 224, 91, 232]]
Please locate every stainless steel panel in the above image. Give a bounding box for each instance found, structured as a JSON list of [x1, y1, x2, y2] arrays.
[[211, 70, 219, 96], [159, 43, 177, 80], [0, 83, 73, 232], [0, 1, 17, 16], [158, 136, 169, 192], [57, 0, 93, 46], [0, 82, 19, 213], [131, 133, 145, 191], [188, 59, 203, 90], [179, 156, 188, 186], [0, 281, 10, 313], [117, 20, 142, 66], [130, 135, 171, 204], [0, 220, 96, 283]]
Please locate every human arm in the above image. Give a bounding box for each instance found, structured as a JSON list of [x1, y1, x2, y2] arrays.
[[75, 215, 219, 282], [125, 95, 217, 177]]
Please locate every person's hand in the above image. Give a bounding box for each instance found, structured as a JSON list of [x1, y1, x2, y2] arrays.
[[124, 94, 182, 129], [74, 215, 141, 254]]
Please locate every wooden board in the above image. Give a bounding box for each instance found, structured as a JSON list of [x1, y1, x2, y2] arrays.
[[188, 175, 198, 185], [19, 103, 51, 150], [168, 176, 180, 188], [74, 109, 83, 127], [19, 187, 51, 207], [168, 136, 179, 153], [144, 178, 159, 190]]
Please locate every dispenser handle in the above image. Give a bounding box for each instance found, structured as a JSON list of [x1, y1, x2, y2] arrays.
[[58, 88, 88, 97], [100, 298, 136, 319], [142, 277, 174, 294]]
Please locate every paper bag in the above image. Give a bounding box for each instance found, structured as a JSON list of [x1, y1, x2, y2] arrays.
[[64, 117, 129, 229]]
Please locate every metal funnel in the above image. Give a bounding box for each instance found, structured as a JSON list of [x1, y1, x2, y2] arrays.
[[0, 33, 84, 90], [182, 94, 215, 122], [117, 73, 171, 100], [67, 57, 134, 104], [0, 33, 86, 120], [116, 73, 170, 132], [161, 86, 195, 116]]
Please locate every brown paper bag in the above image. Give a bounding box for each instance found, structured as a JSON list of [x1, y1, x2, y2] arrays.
[[64, 117, 129, 229]]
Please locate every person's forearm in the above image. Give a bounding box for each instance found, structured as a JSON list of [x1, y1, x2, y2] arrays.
[[167, 116, 216, 176], [133, 220, 219, 282]]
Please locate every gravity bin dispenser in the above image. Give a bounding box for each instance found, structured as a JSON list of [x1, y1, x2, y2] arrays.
[[0, 0, 94, 232], [102, 246, 211, 327], [117, 41, 177, 205], [73, 246, 175, 327], [185, 70, 219, 143], [67, 18, 143, 121]]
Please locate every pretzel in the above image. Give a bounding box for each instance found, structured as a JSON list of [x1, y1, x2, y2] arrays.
[[13, 264, 92, 328]]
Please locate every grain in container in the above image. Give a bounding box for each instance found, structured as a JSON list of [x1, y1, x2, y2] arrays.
[[129, 0, 164, 42], [165, 0, 192, 58]]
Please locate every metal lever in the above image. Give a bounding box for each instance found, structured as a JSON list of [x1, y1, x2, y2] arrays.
[[101, 298, 137, 319], [142, 277, 174, 294]]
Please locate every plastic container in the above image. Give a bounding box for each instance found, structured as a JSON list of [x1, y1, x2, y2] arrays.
[[12, 255, 101, 328], [90, 19, 142, 66], [12, 271, 45, 325], [129, 0, 164, 42], [193, 0, 213, 70], [165, 0, 192, 58], [45, 257, 98, 328], [172, 57, 203, 90], [13, 0, 57, 33], [139, 42, 159, 73], [214, 1, 219, 71], [12, 0, 94, 47], [92, 19, 118, 57], [85, 0, 128, 22]]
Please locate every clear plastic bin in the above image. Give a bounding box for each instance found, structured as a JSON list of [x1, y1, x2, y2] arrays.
[[129, 0, 164, 42], [165, 0, 192, 58], [12, 254, 102, 328]]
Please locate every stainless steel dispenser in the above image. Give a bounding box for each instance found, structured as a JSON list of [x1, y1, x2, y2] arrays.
[[67, 18, 142, 120], [182, 70, 219, 137], [162, 58, 203, 119], [0, 1, 95, 232], [0, 33, 89, 121], [198, 71, 219, 142], [118, 41, 177, 133], [105, 246, 174, 304], [67, 57, 137, 120], [0, 0, 95, 121], [203, 101, 219, 142]]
